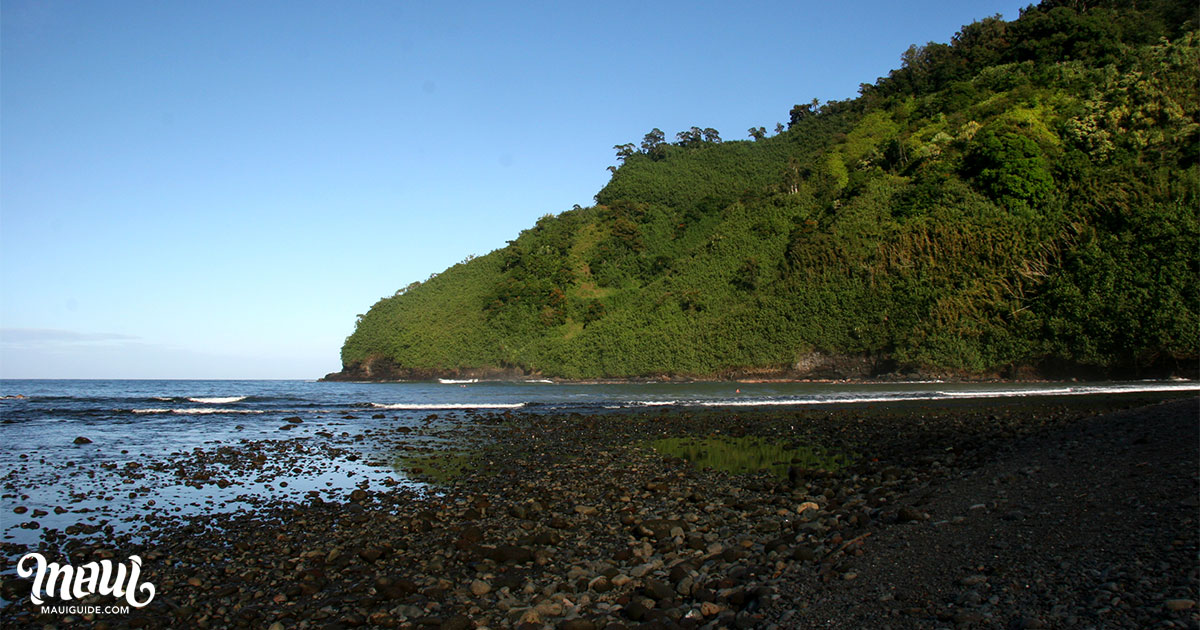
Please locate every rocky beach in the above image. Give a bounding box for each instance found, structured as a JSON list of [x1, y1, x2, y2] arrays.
[[2, 393, 1197, 630]]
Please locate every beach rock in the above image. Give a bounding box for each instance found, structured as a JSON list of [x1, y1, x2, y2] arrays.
[[358, 546, 385, 562], [588, 576, 612, 593], [637, 519, 682, 540], [470, 580, 491, 596], [960, 574, 988, 586], [953, 611, 985, 624], [381, 579, 418, 599], [1166, 599, 1196, 611], [623, 601, 650, 621], [491, 545, 534, 564], [558, 619, 596, 630], [459, 524, 484, 544], [441, 614, 472, 630], [643, 579, 675, 601], [73, 436, 92, 444]]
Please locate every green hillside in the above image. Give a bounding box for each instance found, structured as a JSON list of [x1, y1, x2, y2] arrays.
[[334, 0, 1199, 381]]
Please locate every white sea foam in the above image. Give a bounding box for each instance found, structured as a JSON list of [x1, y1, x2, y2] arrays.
[[131, 408, 265, 415], [187, 396, 248, 404], [937, 388, 1073, 398], [369, 402, 524, 410], [696, 395, 932, 406], [687, 383, 1200, 407]]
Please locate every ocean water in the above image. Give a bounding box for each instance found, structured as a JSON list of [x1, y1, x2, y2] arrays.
[[1, 378, 1196, 551]]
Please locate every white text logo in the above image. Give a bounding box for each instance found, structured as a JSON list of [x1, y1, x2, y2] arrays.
[[16, 552, 155, 608]]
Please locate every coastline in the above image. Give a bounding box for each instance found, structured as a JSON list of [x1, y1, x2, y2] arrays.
[[321, 354, 1199, 384], [2, 392, 1197, 629]]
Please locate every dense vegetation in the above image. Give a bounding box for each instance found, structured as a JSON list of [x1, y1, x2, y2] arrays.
[[339, 0, 1199, 380]]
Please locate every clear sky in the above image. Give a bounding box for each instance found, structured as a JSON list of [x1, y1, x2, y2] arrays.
[[1, 0, 1034, 379]]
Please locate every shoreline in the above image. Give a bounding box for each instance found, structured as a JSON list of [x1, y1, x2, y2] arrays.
[[321, 353, 1200, 384], [2, 393, 1197, 629], [320, 374, 1199, 386]]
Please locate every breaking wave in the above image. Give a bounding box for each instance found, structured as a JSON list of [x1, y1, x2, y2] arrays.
[[130, 408, 266, 415], [186, 396, 249, 404], [369, 402, 526, 410]]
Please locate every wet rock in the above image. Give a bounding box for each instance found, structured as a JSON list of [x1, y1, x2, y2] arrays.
[[1166, 599, 1196, 611], [73, 436, 92, 444]]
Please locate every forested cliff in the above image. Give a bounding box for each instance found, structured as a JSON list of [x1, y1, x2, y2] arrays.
[[329, 0, 1198, 381]]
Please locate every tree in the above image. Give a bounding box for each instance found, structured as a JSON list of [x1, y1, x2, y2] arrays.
[[613, 143, 636, 162], [965, 128, 1054, 212], [676, 126, 704, 146], [641, 128, 666, 153], [953, 15, 1009, 71], [749, 127, 767, 140], [788, 98, 821, 129], [702, 128, 722, 143]]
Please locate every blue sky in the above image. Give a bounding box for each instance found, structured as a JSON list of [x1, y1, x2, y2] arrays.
[[1, 0, 1033, 379]]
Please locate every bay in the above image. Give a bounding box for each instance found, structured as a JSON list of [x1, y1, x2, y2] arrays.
[[1, 378, 1195, 553]]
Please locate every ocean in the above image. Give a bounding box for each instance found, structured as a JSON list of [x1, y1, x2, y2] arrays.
[[1, 378, 1196, 552]]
